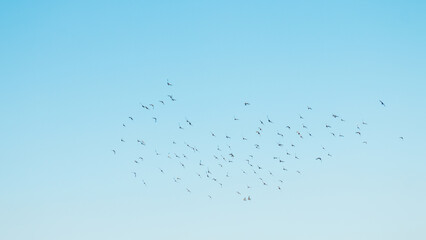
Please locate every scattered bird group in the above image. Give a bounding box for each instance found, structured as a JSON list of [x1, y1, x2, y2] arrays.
[[111, 81, 403, 201]]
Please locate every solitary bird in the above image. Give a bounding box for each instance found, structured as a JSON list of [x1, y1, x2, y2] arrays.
[[380, 100, 386, 106], [244, 102, 250, 106], [129, 116, 133, 120]]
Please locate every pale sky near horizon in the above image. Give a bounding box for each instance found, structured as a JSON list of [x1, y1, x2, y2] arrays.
[[1, 1, 426, 239]]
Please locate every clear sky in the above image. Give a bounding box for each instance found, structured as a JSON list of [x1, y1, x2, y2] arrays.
[[1, 1, 426, 239]]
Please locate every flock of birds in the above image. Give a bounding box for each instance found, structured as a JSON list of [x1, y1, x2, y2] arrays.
[[111, 80, 403, 201]]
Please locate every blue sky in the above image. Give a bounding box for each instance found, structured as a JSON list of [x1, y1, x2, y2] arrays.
[[1, 1, 426, 239]]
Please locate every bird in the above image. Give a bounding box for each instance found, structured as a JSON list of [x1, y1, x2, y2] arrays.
[[132, 172, 137, 178], [399, 136, 404, 140], [186, 118, 192, 126], [168, 95, 176, 101], [244, 102, 250, 106], [186, 188, 191, 193], [152, 117, 157, 123], [159, 100, 165, 105], [167, 80, 173, 86], [140, 103, 149, 110], [316, 157, 322, 162], [129, 116, 133, 120], [380, 100, 386, 106], [307, 106, 312, 110], [112, 150, 116, 154]]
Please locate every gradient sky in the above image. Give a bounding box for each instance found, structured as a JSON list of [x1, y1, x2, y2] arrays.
[[1, 1, 426, 239]]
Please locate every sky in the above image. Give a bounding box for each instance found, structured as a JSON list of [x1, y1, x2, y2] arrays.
[[1, 1, 426, 239]]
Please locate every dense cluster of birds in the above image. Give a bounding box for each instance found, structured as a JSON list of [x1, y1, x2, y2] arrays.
[[111, 80, 403, 201]]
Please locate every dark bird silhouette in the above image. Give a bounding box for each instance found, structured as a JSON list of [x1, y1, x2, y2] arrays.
[[380, 100, 386, 106], [159, 100, 165, 105], [112, 150, 116, 154], [167, 80, 173, 86], [168, 95, 176, 101], [129, 117, 133, 120], [244, 102, 250, 106], [140, 103, 149, 110], [186, 118, 192, 126], [399, 136, 404, 140], [152, 117, 157, 123], [307, 106, 312, 110]]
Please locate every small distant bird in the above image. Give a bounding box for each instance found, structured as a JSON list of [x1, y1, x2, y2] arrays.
[[132, 172, 137, 178], [356, 131, 361, 135], [159, 100, 165, 105], [267, 116, 273, 123], [248, 196, 251, 200], [167, 80, 173, 86], [326, 125, 331, 128], [122, 123, 126, 127], [332, 114, 339, 118], [186, 188, 191, 193], [399, 137, 404, 140], [234, 116, 239, 121], [149, 104, 154, 109], [316, 157, 322, 161], [140, 104, 149, 110], [244, 102, 250, 106], [168, 95, 176, 101], [152, 117, 157, 123], [112, 150, 116, 154], [307, 106, 312, 110], [211, 132, 215, 137], [380, 100, 385, 106], [186, 118, 192, 126], [121, 138, 125, 142], [129, 116, 133, 120], [331, 132, 335, 136]]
